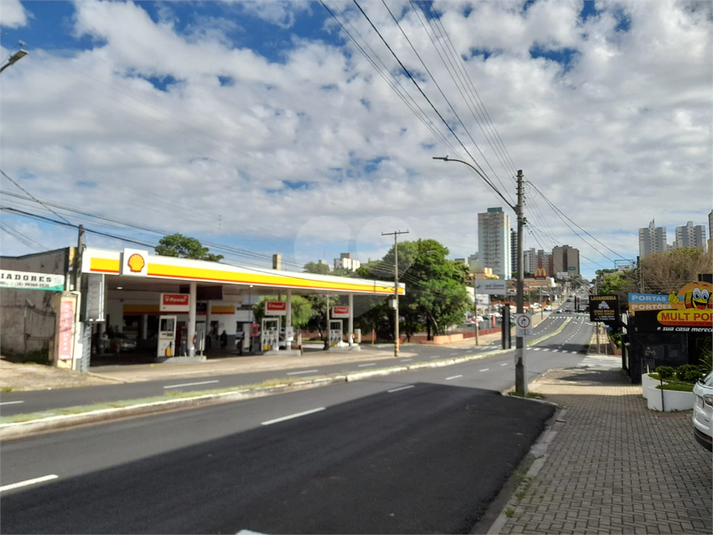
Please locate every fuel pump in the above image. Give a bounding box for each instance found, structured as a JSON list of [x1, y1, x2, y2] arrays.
[[329, 319, 343, 347], [261, 318, 279, 351]]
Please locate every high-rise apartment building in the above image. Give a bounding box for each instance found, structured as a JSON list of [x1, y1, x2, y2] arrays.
[[510, 229, 518, 276], [552, 245, 580, 277], [477, 207, 511, 280], [639, 220, 667, 257], [334, 253, 360, 271], [523, 248, 537, 275], [673, 221, 706, 250], [537, 249, 553, 276]]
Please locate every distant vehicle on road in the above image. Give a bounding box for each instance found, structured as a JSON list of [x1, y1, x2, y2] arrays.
[[544, 305, 552, 311]]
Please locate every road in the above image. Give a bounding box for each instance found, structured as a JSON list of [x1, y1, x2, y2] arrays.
[[0, 313, 593, 416], [0, 314, 596, 533]]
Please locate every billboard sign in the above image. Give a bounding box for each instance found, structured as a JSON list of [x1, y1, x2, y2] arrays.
[[0, 269, 65, 291], [628, 293, 670, 315], [332, 306, 350, 318], [589, 295, 619, 323], [633, 282, 712, 332], [533, 268, 547, 279], [265, 301, 287, 316], [475, 280, 506, 294], [160, 293, 190, 312]]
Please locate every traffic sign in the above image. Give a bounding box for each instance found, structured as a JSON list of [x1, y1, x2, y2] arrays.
[[515, 314, 532, 336]]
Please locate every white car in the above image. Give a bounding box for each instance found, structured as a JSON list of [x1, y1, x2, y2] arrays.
[[693, 371, 713, 451]]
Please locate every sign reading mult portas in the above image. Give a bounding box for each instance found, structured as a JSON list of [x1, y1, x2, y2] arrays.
[[633, 281, 713, 333]]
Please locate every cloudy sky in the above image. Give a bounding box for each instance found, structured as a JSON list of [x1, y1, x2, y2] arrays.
[[1, 0, 711, 280]]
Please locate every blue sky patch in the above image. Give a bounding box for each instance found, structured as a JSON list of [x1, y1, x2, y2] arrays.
[[75, 181, 96, 188], [579, 0, 600, 22], [612, 7, 632, 32], [529, 45, 579, 72], [218, 75, 234, 87]]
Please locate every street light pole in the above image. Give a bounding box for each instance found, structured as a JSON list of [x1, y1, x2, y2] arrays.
[[433, 156, 527, 394], [382, 229, 408, 357], [0, 49, 28, 74]]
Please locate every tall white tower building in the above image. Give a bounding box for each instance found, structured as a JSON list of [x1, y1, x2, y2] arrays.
[[478, 207, 511, 280], [638, 220, 667, 258], [673, 221, 706, 250]]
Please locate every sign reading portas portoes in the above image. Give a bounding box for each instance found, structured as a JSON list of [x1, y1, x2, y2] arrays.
[[633, 281, 713, 333], [0, 269, 65, 291]]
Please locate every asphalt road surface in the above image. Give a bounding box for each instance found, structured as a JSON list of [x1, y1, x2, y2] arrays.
[[2, 378, 555, 534], [0, 313, 593, 416]]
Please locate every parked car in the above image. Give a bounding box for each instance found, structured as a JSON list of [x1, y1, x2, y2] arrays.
[[693, 371, 713, 451], [544, 305, 552, 311]]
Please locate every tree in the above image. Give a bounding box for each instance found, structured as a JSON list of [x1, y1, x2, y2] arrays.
[[155, 233, 223, 262], [361, 239, 471, 340], [639, 248, 711, 294], [303, 261, 331, 275]]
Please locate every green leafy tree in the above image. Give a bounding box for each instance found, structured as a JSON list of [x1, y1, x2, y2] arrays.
[[155, 233, 223, 262], [361, 239, 471, 340], [303, 261, 331, 275]]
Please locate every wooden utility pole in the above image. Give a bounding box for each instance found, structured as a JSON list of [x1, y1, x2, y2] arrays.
[[382, 230, 408, 357]]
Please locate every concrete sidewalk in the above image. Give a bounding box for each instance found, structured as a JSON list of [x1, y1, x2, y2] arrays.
[[489, 363, 712, 535]]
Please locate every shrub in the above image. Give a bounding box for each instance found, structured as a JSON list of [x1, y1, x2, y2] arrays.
[[656, 366, 675, 380], [676, 364, 703, 383], [22, 345, 50, 365]]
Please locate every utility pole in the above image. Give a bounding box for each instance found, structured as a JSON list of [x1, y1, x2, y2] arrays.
[[382, 230, 408, 357], [473, 274, 479, 345], [432, 156, 528, 395], [515, 170, 527, 395]]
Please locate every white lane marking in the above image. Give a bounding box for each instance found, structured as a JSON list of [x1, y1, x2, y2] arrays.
[[163, 380, 219, 389], [542, 349, 550, 352], [479, 368, 490, 372], [0, 400, 24, 406], [286, 369, 319, 376], [500, 362, 508, 366], [572, 351, 578, 355], [445, 375, 463, 381], [552, 349, 559, 353], [358, 363, 376, 367], [261, 407, 325, 426], [0, 474, 58, 493], [388, 385, 415, 393]]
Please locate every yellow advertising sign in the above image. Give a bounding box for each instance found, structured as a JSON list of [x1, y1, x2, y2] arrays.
[[656, 281, 712, 328]]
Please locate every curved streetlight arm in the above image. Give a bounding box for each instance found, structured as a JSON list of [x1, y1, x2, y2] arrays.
[[432, 156, 516, 212], [0, 49, 28, 74]]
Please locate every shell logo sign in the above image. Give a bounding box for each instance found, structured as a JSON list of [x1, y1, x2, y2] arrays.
[[122, 249, 149, 276], [127, 254, 145, 273]]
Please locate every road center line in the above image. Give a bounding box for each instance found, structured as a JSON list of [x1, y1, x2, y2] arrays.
[[358, 363, 376, 367], [0, 474, 58, 493], [261, 407, 325, 426], [163, 380, 219, 389], [0, 400, 24, 406], [501, 362, 508, 366], [286, 369, 319, 376], [388, 385, 415, 393], [445, 375, 463, 381], [479, 368, 490, 372]]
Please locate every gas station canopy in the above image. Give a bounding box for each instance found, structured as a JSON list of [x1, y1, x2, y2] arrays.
[[82, 247, 405, 296]]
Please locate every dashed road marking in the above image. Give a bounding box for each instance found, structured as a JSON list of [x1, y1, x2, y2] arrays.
[[388, 385, 415, 393], [261, 407, 325, 426], [0, 400, 24, 406], [0, 474, 58, 493], [445, 375, 463, 381], [164, 380, 219, 389], [286, 369, 319, 376]]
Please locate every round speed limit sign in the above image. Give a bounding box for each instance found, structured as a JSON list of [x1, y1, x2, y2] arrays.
[[516, 314, 531, 329]]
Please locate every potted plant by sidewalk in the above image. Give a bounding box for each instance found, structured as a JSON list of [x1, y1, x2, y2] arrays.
[[646, 365, 698, 411]]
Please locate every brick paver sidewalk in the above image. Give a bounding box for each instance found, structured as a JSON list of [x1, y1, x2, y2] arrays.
[[495, 366, 712, 535]]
